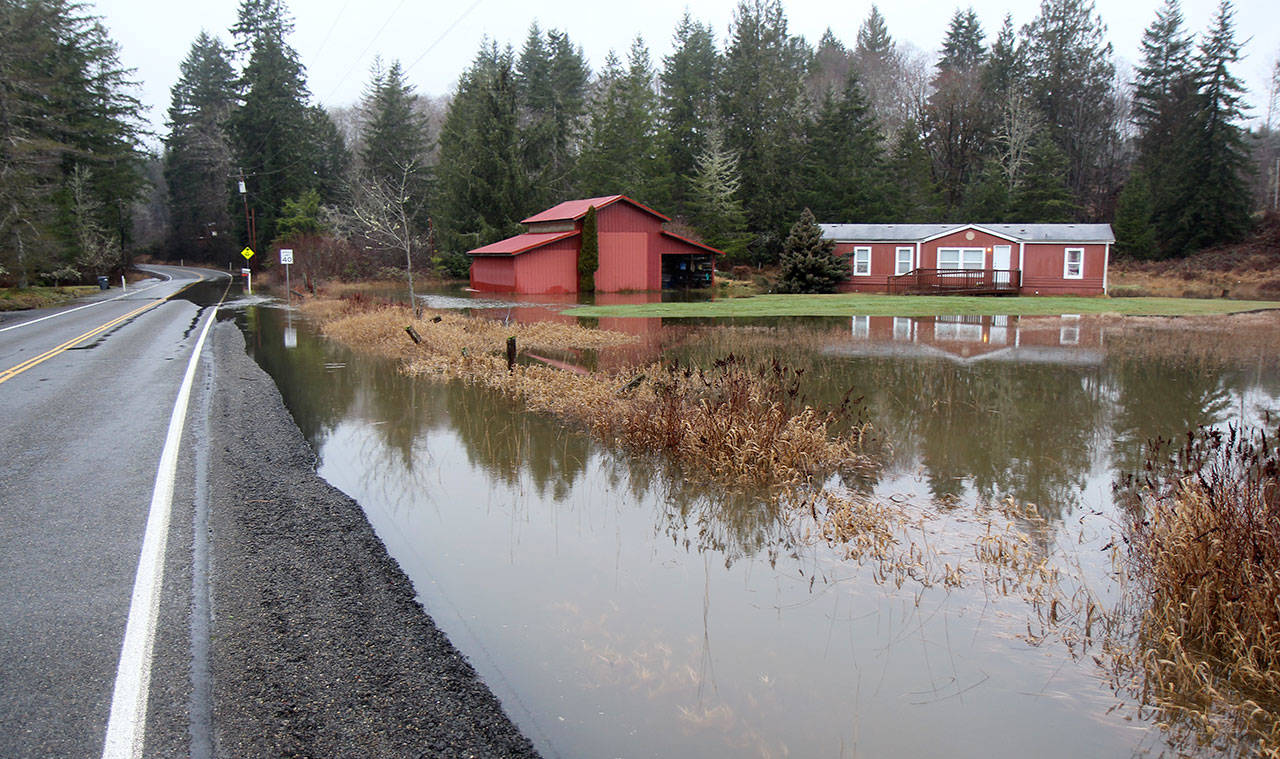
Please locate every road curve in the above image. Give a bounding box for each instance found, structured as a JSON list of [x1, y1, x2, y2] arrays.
[[0, 265, 228, 758]]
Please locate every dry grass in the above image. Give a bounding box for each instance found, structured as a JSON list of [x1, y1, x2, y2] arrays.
[[1106, 424, 1280, 756]]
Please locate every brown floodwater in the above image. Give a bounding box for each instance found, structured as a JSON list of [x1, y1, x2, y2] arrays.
[[230, 292, 1280, 759]]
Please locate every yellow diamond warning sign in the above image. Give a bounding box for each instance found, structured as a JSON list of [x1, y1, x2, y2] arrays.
[[240, 247, 255, 260]]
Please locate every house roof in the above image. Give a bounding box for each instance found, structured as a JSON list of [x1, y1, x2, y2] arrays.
[[819, 223, 1115, 244], [521, 195, 670, 224], [660, 230, 723, 255], [468, 229, 580, 256]]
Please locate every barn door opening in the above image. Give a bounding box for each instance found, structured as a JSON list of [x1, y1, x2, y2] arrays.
[[661, 254, 713, 289]]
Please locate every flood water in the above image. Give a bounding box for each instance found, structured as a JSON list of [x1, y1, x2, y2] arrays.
[[231, 296, 1280, 759]]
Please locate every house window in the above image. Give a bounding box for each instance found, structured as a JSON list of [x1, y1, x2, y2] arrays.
[[1064, 248, 1084, 279], [852, 247, 871, 276], [895, 247, 913, 275], [937, 247, 985, 270], [893, 316, 912, 341]]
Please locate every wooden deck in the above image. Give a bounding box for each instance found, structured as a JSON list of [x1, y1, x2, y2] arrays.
[[887, 268, 1021, 296]]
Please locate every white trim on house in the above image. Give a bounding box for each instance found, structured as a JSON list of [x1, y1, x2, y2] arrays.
[[1103, 243, 1111, 294], [1018, 242, 1025, 287], [1064, 247, 1085, 279], [919, 224, 1020, 245], [895, 247, 913, 275], [937, 247, 985, 270], [852, 246, 872, 276]]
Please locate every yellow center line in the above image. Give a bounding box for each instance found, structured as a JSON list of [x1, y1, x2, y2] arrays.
[[0, 282, 197, 386]]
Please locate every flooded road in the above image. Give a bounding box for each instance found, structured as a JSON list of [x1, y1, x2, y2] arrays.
[[233, 299, 1280, 758]]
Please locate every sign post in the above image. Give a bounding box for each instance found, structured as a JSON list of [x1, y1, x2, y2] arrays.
[[280, 248, 293, 302], [239, 247, 255, 294]]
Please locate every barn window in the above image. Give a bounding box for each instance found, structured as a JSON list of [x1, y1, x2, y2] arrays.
[[1064, 248, 1084, 279], [852, 247, 871, 276], [895, 247, 913, 275]]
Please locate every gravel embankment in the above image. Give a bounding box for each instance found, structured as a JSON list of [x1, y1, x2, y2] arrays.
[[206, 322, 540, 758]]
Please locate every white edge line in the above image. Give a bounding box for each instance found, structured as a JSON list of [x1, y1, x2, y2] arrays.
[[101, 304, 219, 759], [0, 273, 171, 334]]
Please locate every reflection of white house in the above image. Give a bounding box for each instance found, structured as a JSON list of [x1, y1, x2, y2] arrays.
[[826, 315, 1104, 366]]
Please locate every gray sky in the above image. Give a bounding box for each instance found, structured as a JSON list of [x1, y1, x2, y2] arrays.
[[94, 0, 1279, 143]]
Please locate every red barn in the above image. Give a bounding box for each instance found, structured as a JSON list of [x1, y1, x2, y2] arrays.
[[819, 223, 1114, 296], [468, 195, 721, 294]]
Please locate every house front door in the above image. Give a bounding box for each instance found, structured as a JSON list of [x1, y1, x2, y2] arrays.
[[992, 245, 1012, 285]]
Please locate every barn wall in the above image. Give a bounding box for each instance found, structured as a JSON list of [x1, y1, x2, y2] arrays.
[[514, 239, 581, 294], [598, 203, 663, 291], [1019, 243, 1107, 295], [470, 257, 516, 292]]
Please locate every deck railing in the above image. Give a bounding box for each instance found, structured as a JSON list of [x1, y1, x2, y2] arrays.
[[887, 268, 1020, 295]]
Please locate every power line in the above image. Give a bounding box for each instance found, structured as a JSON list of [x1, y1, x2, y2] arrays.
[[310, 0, 354, 62], [404, 0, 485, 76], [322, 0, 413, 104]]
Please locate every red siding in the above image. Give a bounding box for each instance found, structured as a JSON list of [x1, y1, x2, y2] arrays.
[[470, 257, 515, 292], [1019, 243, 1108, 295], [513, 238, 580, 294], [921, 229, 1018, 268], [596, 232, 649, 291], [833, 242, 910, 292], [597, 202, 663, 291]]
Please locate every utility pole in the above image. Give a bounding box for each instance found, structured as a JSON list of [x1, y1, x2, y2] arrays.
[[238, 169, 253, 256]]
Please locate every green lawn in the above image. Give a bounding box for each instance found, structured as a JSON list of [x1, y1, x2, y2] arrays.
[[567, 293, 1280, 318]]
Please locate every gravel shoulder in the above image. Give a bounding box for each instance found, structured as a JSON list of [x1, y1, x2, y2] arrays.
[[205, 321, 539, 758]]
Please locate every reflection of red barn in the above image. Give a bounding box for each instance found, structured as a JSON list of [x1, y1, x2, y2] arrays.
[[820, 223, 1114, 296], [468, 195, 721, 294]]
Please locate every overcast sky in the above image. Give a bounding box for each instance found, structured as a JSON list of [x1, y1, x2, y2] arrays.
[[94, 0, 1279, 144]]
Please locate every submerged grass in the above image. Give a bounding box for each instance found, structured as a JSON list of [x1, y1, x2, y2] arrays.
[[566, 292, 1280, 318]]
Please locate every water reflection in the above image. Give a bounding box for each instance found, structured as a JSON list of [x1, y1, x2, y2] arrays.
[[232, 302, 1280, 758]]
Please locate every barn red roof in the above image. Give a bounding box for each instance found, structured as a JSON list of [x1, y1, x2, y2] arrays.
[[521, 195, 670, 224], [469, 229, 580, 256], [661, 230, 723, 255]]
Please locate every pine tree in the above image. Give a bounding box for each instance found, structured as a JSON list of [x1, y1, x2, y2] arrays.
[[925, 8, 990, 214], [853, 4, 907, 138], [164, 31, 237, 262], [659, 13, 719, 218], [228, 0, 321, 250], [1009, 130, 1075, 221], [1020, 0, 1117, 214], [436, 40, 525, 250], [687, 129, 750, 260], [356, 58, 427, 231], [578, 39, 660, 202], [578, 205, 597, 292], [886, 121, 944, 222], [1163, 0, 1252, 255], [517, 25, 588, 209], [777, 208, 847, 293], [1113, 172, 1158, 259], [806, 28, 851, 100], [982, 14, 1023, 107], [1132, 0, 1193, 144], [800, 70, 887, 222], [719, 0, 807, 263]]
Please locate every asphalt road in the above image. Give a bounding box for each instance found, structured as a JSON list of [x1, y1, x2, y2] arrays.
[[0, 266, 540, 758], [0, 265, 229, 758]]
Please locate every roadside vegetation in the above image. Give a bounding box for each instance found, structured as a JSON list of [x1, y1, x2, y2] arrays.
[[0, 286, 98, 312]]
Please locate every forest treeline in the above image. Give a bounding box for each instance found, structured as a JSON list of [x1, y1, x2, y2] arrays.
[[2, 0, 1278, 287]]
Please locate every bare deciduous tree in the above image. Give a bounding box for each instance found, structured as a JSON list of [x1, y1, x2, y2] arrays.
[[337, 159, 429, 316]]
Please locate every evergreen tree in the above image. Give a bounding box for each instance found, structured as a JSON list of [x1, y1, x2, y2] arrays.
[[1132, 0, 1193, 144], [687, 129, 750, 260], [886, 121, 944, 222], [1113, 172, 1158, 259], [982, 14, 1023, 107], [577, 40, 660, 201], [806, 28, 851, 101], [719, 0, 807, 263], [0, 0, 145, 285], [357, 58, 427, 228], [1009, 130, 1075, 221], [800, 70, 887, 222], [938, 8, 985, 71], [435, 40, 525, 250], [517, 25, 588, 209], [962, 160, 1011, 221], [578, 205, 597, 291], [925, 8, 989, 214], [1162, 0, 1252, 255], [853, 4, 906, 138], [777, 208, 847, 293], [228, 0, 321, 250], [658, 13, 719, 218], [1020, 0, 1117, 214], [164, 31, 237, 262]]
